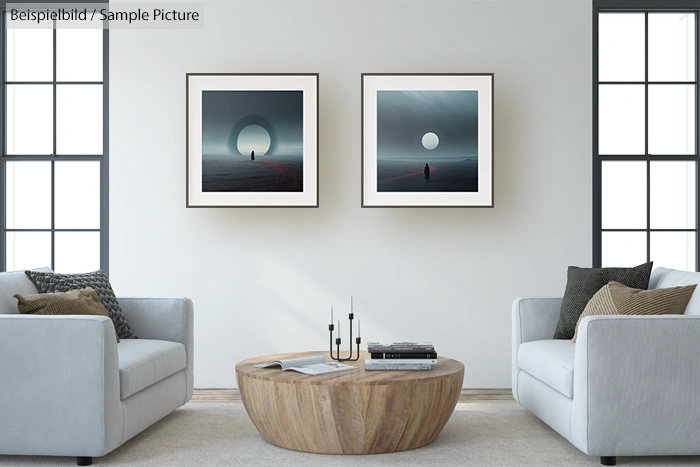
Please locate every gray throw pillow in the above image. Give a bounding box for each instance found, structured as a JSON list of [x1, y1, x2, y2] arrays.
[[25, 270, 136, 340], [552, 262, 653, 340]]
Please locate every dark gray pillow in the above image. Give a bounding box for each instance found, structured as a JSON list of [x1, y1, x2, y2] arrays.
[[553, 262, 653, 340], [25, 270, 136, 340]]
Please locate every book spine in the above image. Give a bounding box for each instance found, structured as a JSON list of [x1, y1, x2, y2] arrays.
[[367, 347, 434, 353], [370, 352, 438, 359], [364, 363, 432, 371], [369, 359, 437, 365]]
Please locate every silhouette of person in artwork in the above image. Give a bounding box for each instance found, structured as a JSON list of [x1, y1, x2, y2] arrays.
[[424, 163, 431, 182], [251, 150, 255, 161]]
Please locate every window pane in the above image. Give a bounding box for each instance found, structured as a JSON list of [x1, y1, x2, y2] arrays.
[[599, 85, 645, 155], [54, 232, 100, 274], [6, 85, 53, 155], [648, 85, 695, 155], [56, 85, 103, 155], [651, 232, 695, 271], [57, 29, 103, 82], [6, 232, 51, 272], [649, 84, 695, 154], [602, 232, 647, 267], [649, 13, 696, 82], [599, 13, 645, 82], [55, 162, 100, 229], [650, 161, 695, 229], [602, 161, 647, 229], [6, 161, 52, 229], [6, 27, 53, 82]]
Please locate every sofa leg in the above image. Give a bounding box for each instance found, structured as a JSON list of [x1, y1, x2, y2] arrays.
[[77, 457, 92, 466], [600, 456, 616, 466]]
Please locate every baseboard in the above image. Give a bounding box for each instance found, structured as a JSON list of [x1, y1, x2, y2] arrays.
[[192, 388, 514, 403]]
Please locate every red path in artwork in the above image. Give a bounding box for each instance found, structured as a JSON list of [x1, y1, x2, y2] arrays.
[[260, 161, 302, 191]]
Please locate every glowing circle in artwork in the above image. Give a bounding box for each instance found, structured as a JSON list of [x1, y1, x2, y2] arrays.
[[422, 132, 439, 150], [237, 124, 271, 156]]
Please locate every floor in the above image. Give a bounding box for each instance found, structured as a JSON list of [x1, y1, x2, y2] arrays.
[[3, 402, 699, 466]]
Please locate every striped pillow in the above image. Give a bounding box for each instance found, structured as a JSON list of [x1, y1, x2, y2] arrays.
[[572, 280, 697, 342]]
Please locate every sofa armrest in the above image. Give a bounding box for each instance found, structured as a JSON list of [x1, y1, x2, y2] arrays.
[[512, 297, 562, 345], [571, 315, 700, 456], [0, 315, 122, 457], [511, 297, 562, 402], [118, 297, 194, 401]]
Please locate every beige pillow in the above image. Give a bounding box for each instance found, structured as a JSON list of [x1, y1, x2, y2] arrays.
[[572, 280, 697, 342], [15, 287, 119, 343]]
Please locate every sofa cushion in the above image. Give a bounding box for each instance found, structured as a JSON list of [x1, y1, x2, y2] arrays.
[[118, 339, 186, 400], [0, 268, 52, 314], [518, 340, 575, 398], [650, 267, 700, 315]]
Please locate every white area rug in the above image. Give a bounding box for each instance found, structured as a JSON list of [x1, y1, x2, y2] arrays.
[[1, 403, 699, 466]]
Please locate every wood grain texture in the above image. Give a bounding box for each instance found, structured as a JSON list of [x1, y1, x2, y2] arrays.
[[235, 351, 464, 454]]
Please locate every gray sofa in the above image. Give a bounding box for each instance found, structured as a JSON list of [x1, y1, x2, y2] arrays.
[[512, 267, 700, 465], [0, 270, 194, 465]]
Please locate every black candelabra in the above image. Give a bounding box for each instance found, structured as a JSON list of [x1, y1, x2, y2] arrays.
[[329, 312, 361, 362]]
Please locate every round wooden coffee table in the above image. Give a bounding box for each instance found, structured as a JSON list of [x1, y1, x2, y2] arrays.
[[236, 351, 464, 454]]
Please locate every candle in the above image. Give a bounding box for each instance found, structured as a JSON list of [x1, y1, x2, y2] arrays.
[[336, 319, 340, 339], [350, 295, 353, 315], [329, 306, 333, 325], [357, 319, 361, 338]]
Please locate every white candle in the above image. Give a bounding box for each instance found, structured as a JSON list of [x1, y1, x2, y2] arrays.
[[357, 319, 361, 338], [350, 295, 353, 315], [329, 306, 333, 325], [336, 319, 340, 339]]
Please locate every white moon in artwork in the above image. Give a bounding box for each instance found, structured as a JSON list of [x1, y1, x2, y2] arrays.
[[422, 132, 439, 150], [237, 124, 271, 156]]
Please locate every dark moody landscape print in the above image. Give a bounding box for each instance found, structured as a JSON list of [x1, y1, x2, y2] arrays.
[[377, 90, 478, 192], [201, 91, 303, 192]]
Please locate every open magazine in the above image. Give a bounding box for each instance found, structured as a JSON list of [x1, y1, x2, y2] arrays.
[[253, 355, 356, 376]]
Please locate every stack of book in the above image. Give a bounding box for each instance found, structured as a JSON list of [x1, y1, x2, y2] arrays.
[[365, 342, 437, 371]]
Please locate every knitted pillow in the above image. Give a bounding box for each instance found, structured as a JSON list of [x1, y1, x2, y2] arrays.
[[25, 270, 136, 340], [553, 262, 653, 340]]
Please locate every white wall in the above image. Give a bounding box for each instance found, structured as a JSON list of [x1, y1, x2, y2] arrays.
[[110, 0, 592, 388]]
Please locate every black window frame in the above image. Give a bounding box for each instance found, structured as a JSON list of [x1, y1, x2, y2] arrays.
[[593, 0, 700, 269], [0, 0, 109, 275]]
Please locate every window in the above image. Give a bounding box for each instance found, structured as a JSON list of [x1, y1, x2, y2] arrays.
[[1, 14, 108, 273], [594, 1, 699, 271]]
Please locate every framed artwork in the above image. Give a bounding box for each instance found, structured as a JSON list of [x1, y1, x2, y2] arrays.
[[362, 73, 494, 207], [187, 73, 318, 207]]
